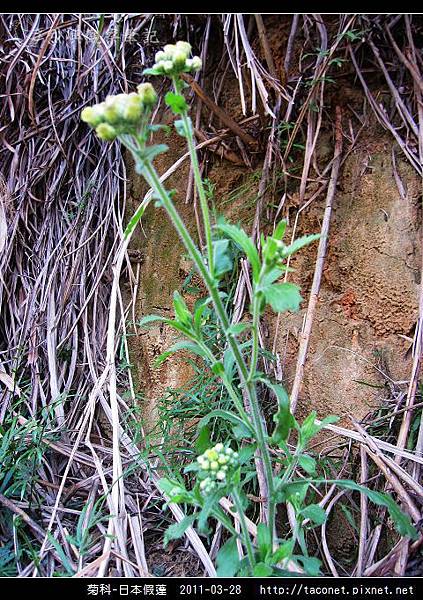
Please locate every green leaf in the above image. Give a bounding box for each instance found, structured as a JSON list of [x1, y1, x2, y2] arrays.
[[173, 291, 192, 326], [165, 92, 188, 115], [198, 489, 223, 533], [261, 267, 285, 287], [216, 537, 240, 577], [213, 238, 233, 278], [274, 220, 287, 240], [124, 196, 150, 238], [211, 361, 225, 376], [195, 425, 211, 453], [174, 117, 193, 137], [217, 222, 261, 284], [256, 523, 271, 561], [142, 67, 163, 76], [276, 481, 309, 504], [148, 124, 171, 134], [198, 410, 254, 436], [47, 532, 75, 576], [223, 340, 252, 378], [238, 444, 256, 464], [262, 282, 303, 313], [298, 454, 316, 475], [138, 314, 167, 327], [272, 540, 294, 563], [301, 503, 327, 525], [280, 233, 320, 258], [226, 322, 250, 336], [298, 412, 338, 447], [138, 314, 191, 336], [327, 480, 418, 540], [295, 555, 321, 576], [258, 378, 296, 444], [233, 422, 252, 440], [292, 478, 418, 541], [193, 298, 211, 333], [157, 477, 193, 504], [263, 237, 280, 264], [253, 562, 273, 576], [164, 515, 196, 547], [154, 340, 206, 367], [135, 144, 169, 173], [340, 504, 359, 533]]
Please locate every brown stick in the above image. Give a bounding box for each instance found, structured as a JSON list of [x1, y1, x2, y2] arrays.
[[181, 73, 258, 147], [254, 15, 277, 79], [364, 447, 421, 524], [0, 493, 45, 538], [356, 445, 368, 576], [289, 106, 343, 413]]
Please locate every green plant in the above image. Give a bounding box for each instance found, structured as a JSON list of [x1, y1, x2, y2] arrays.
[[81, 40, 417, 576]]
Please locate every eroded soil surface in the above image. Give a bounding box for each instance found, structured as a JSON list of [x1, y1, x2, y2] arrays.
[[270, 134, 421, 430]]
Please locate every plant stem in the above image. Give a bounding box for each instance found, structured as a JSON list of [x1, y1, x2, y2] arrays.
[[232, 490, 256, 573], [182, 111, 214, 275], [197, 340, 252, 427], [141, 158, 275, 547], [248, 295, 261, 382], [172, 77, 214, 275]]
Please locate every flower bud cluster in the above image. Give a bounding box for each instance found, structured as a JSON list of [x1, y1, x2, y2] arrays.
[[196, 444, 239, 494], [273, 239, 287, 268], [81, 83, 157, 141], [263, 237, 289, 270], [152, 41, 202, 76]]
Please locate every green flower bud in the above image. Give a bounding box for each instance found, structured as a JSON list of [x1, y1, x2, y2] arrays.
[[103, 95, 123, 125], [215, 443, 223, 452], [162, 60, 174, 74], [176, 41, 191, 56], [205, 449, 218, 461], [137, 83, 158, 106], [173, 49, 187, 70], [95, 123, 117, 141], [81, 105, 104, 127], [191, 56, 202, 71], [163, 44, 176, 58], [210, 461, 219, 471], [122, 93, 143, 122], [216, 470, 226, 481], [153, 61, 165, 73], [155, 50, 166, 62]]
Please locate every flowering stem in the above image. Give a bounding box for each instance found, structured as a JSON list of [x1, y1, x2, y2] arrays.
[[172, 77, 214, 276], [140, 158, 275, 548]]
